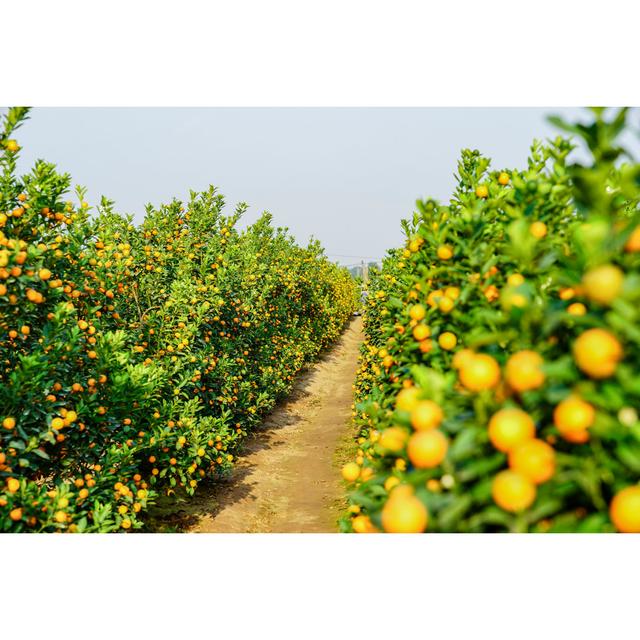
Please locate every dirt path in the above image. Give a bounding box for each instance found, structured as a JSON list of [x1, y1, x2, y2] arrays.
[[172, 317, 363, 533]]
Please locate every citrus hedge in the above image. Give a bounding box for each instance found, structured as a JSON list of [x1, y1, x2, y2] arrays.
[[0, 107, 358, 532], [342, 107, 640, 533]]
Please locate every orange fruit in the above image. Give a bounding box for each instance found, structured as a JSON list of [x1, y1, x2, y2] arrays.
[[508, 439, 555, 484], [341, 463, 361, 482], [582, 264, 624, 305], [488, 408, 535, 452], [452, 348, 475, 369], [507, 273, 524, 286], [610, 486, 640, 533], [2, 416, 16, 430], [395, 387, 421, 412], [438, 296, 454, 313], [498, 172, 510, 185], [437, 246, 453, 260], [553, 396, 595, 439], [352, 514, 378, 533], [381, 493, 428, 533], [407, 430, 448, 468], [410, 400, 443, 431], [624, 226, 640, 252], [6, 477, 20, 493], [567, 302, 586, 316], [412, 323, 430, 341], [9, 508, 23, 522], [409, 304, 426, 321], [378, 427, 408, 452], [574, 328, 622, 378], [459, 353, 501, 391], [505, 350, 545, 392], [492, 470, 536, 513], [38, 268, 52, 280], [438, 331, 457, 350], [529, 221, 547, 238], [475, 184, 489, 198]]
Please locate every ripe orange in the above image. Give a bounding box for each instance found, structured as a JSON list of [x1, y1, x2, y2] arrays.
[[508, 439, 555, 484], [624, 226, 640, 252], [505, 350, 545, 392], [6, 477, 20, 493], [488, 408, 535, 452], [610, 486, 640, 533], [582, 264, 624, 305], [407, 430, 448, 468], [38, 268, 52, 280], [381, 493, 428, 533], [475, 184, 489, 198], [341, 462, 361, 482], [378, 427, 409, 452], [438, 331, 457, 350], [459, 353, 501, 391], [452, 348, 474, 370], [553, 396, 595, 438], [574, 328, 622, 378], [395, 387, 421, 412], [2, 416, 16, 430], [438, 296, 455, 313], [9, 508, 23, 522], [352, 514, 378, 533], [567, 302, 586, 316], [437, 246, 453, 260], [492, 470, 536, 513], [529, 221, 547, 238], [409, 304, 426, 321], [498, 172, 510, 185], [410, 400, 444, 431], [412, 323, 430, 341]]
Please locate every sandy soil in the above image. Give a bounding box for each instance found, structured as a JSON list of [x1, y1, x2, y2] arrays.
[[161, 317, 363, 533]]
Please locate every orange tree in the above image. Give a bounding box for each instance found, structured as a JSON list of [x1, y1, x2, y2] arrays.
[[0, 107, 358, 532], [342, 107, 640, 533]]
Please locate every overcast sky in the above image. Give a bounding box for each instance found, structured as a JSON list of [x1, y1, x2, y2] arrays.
[[8, 107, 634, 266]]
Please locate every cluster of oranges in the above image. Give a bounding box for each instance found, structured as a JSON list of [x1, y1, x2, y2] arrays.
[[1, 107, 358, 532], [342, 108, 640, 533]]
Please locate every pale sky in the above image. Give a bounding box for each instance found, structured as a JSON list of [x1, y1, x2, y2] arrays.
[[8, 107, 635, 266]]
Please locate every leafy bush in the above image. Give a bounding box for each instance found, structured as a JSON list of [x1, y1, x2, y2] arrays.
[[0, 107, 358, 532], [342, 108, 640, 533]]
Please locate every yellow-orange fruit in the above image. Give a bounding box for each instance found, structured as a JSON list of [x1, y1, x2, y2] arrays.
[[395, 387, 421, 412], [407, 430, 448, 468], [459, 353, 501, 391], [610, 486, 640, 533], [508, 439, 555, 484], [488, 408, 536, 452], [574, 328, 622, 378], [553, 396, 595, 439], [492, 470, 536, 513], [505, 350, 545, 392], [341, 462, 361, 482], [378, 427, 409, 452], [438, 332, 457, 350], [582, 264, 624, 305], [529, 221, 547, 238], [381, 494, 428, 533], [413, 323, 430, 341], [410, 400, 444, 431]]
